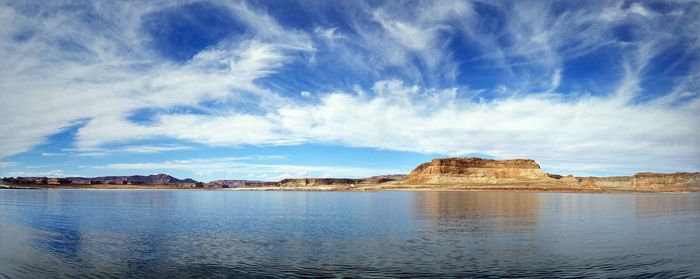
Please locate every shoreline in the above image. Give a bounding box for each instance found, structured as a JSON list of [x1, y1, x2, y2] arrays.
[[1, 183, 695, 194], [4, 158, 697, 193]]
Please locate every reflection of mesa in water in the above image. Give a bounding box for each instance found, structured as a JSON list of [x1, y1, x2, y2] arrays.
[[414, 191, 541, 230], [634, 194, 700, 216]]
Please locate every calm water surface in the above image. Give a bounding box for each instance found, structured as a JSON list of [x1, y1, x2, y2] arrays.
[[0, 189, 699, 278]]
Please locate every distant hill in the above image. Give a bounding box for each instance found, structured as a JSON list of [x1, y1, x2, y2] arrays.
[[1, 174, 202, 187], [1, 173, 406, 188]]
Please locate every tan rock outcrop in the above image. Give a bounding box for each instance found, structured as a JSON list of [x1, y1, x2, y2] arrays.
[[577, 172, 700, 192], [277, 175, 406, 187], [575, 176, 632, 191], [405, 157, 554, 185], [632, 172, 700, 191], [278, 178, 361, 187], [403, 157, 699, 192], [3, 157, 697, 192]]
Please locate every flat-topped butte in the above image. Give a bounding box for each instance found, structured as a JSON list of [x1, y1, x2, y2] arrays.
[[403, 157, 699, 192]]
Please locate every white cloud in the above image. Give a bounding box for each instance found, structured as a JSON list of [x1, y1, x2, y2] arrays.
[[314, 27, 343, 42], [1, 1, 699, 177], [0, 1, 312, 156], [629, 3, 653, 18], [96, 157, 402, 180], [41, 152, 65, 157], [0, 161, 17, 169], [58, 145, 193, 157], [5, 169, 72, 178], [67, 79, 700, 175], [120, 145, 192, 154], [373, 11, 435, 51], [277, 80, 700, 175], [549, 68, 561, 92]]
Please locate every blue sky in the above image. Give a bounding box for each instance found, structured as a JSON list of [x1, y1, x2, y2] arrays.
[[1, 0, 699, 181]]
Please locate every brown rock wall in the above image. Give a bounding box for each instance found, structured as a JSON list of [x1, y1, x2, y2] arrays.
[[405, 157, 553, 184]]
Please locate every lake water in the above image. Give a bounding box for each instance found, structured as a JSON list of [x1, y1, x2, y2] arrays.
[[0, 190, 699, 278]]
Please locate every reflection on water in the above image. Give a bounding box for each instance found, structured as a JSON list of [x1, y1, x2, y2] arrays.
[[30, 214, 83, 265], [416, 191, 541, 230], [1, 190, 699, 278], [634, 194, 700, 216]]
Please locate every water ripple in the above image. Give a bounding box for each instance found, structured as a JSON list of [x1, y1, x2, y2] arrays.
[[0, 190, 698, 278]]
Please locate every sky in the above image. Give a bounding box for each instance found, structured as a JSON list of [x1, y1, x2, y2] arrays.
[[1, 0, 699, 181]]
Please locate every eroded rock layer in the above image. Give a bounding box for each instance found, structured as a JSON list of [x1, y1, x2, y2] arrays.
[[278, 178, 361, 187], [3, 157, 698, 192], [577, 172, 700, 192], [404, 157, 700, 192], [405, 157, 554, 185], [277, 175, 406, 187]]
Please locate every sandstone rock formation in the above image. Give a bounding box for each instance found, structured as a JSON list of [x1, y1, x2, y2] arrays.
[[277, 175, 406, 187], [359, 174, 406, 184], [404, 157, 700, 192], [207, 180, 278, 188], [576, 172, 700, 192], [2, 158, 698, 192], [406, 157, 555, 184], [278, 178, 361, 187]]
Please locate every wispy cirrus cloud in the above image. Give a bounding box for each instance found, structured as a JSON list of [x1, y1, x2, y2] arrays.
[[57, 145, 194, 157], [63, 79, 700, 175], [4, 169, 78, 178], [0, 1, 311, 157], [0, 161, 17, 169], [96, 157, 401, 181], [40, 153, 65, 157], [0, 0, 699, 177]]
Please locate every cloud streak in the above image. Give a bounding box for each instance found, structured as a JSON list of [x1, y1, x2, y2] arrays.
[[96, 157, 402, 181], [1, 0, 699, 176], [62, 79, 700, 175]]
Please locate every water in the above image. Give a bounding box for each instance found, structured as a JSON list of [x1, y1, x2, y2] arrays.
[[0, 190, 698, 278]]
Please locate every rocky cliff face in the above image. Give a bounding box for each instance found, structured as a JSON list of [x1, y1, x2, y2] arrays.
[[360, 174, 406, 184], [278, 178, 361, 187], [577, 172, 700, 192], [404, 157, 699, 192], [405, 157, 555, 185], [632, 172, 700, 191], [207, 180, 278, 188], [277, 175, 406, 187]]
